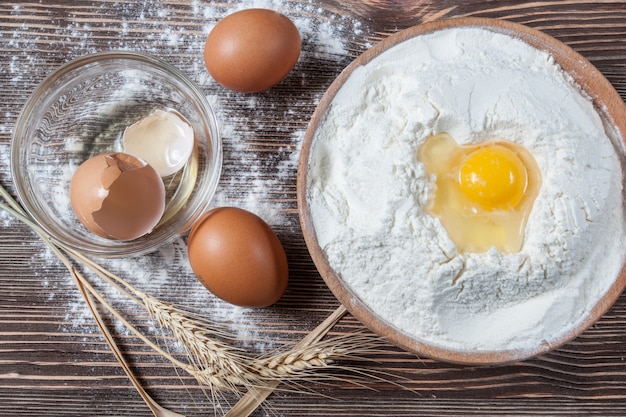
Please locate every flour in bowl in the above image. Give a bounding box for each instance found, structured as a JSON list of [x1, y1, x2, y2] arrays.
[[306, 27, 626, 353]]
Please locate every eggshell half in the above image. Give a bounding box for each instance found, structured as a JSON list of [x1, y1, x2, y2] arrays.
[[187, 207, 289, 308], [121, 109, 195, 177], [69, 152, 166, 241]]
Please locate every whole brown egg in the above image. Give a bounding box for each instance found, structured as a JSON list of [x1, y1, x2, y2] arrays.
[[203, 8, 301, 92], [187, 207, 289, 308]]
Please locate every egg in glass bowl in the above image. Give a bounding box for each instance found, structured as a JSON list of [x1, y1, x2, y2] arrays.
[[298, 18, 626, 365], [11, 51, 222, 257]]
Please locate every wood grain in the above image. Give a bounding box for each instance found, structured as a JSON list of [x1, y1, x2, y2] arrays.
[[1, 0, 626, 416]]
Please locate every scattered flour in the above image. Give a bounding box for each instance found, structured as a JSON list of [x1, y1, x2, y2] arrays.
[[0, 0, 368, 352], [307, 27, 626, 353]]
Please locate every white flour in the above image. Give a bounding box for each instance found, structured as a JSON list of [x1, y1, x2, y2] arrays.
[[307, 27, 626, 352]]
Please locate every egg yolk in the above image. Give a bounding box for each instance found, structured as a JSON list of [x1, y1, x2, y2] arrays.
[[417, 133, 541, 254], [458, 145, 528, 211]]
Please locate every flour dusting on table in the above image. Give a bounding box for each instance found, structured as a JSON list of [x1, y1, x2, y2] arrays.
[[0, 0, 367, 352]]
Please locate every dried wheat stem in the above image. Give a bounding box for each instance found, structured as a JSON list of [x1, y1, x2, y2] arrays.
[[224, 305, 349, 417], [58, 261, 184, 416], [72, 274, 191, 368], [2, 183, 392, 417], [0, 197, 142, 307], [66, 256, 185, 417], [2, 200, 256, 394], [0, 184, 26, 215], [1, 185, 195, 415]]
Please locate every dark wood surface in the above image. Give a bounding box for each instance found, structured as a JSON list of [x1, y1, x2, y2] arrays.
[[1, 1, 626, 416]]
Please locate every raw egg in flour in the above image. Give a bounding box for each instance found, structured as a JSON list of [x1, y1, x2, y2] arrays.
[[187, 207, 289, 308], [418, 133, 541, 253]]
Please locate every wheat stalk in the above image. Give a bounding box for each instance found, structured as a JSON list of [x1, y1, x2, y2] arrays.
[[142, 293, 262, 391], [141, 293, 386, 390], [0, 187, 183, 417], [0, 183, 392, 417], [64, 238, 377, 392], [224, 304, 359, 417]]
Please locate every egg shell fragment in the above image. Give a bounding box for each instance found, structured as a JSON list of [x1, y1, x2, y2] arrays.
[[121, 109, 195, 177], [187, 207, 289, 308], [203, 8, 301, 92], [69, 152, 166, 241]]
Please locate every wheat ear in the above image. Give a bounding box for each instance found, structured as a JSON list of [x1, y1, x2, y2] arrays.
[[224, 305, 348, 417], [142, 294, 262, 391]]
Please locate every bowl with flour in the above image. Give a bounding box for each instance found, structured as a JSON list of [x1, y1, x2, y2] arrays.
[[298, 18, 626, 364]]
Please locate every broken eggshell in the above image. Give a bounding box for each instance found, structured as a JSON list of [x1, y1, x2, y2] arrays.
[[121, 109, 195, 177], [69, 152, 166, 241]]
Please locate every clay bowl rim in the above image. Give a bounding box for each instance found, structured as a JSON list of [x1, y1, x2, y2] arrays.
[[297, 17, 626, 365]]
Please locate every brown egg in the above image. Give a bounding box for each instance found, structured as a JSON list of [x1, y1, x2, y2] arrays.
[[203, 8, 301, 92], [187, 207, 289, 308], [69, 152, 166, 241]]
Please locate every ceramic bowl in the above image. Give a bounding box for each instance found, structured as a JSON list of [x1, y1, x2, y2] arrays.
[[298, 18, 626, 364]]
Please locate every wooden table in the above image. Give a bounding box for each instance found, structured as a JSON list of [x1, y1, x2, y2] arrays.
[[1, 1, 626, 416]]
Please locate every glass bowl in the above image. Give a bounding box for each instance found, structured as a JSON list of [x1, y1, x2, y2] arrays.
[[11, 51, 222, 257]]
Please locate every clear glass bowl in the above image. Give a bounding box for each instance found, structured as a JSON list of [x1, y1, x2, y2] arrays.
[[11, 51, 222, 257]]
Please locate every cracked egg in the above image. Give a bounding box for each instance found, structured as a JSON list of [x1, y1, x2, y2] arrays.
[[418, 132, 541, 253], [69, 152, 166, 241]]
